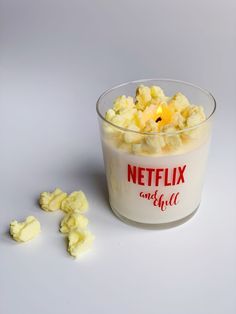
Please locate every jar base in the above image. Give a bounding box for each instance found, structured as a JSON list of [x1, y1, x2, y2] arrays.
[[110, 204, 200, 229]]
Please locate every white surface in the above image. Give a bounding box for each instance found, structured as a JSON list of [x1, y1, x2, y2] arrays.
[[0, 1, 235, 313]]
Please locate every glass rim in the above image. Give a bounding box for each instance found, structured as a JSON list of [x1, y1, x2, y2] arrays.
[[96, 78, 216, 136]]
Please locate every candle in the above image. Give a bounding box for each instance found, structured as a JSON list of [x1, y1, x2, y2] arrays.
[[97, 79, 216, 226]]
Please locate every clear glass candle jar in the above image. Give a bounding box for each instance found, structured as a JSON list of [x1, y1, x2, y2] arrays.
[[96, 79, 216, 227]]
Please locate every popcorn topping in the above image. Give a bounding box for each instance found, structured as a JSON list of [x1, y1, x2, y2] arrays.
[[103, 85, 206, 154]]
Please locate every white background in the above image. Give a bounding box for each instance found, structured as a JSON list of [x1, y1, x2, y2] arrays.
[[0, 1, 236, 313]]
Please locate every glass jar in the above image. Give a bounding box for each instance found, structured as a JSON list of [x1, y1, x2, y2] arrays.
[[96, 79, 216, 227]]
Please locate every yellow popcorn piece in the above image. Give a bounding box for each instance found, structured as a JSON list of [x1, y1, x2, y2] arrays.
[[150, 86, 167, 101], [67, 229, 95, 258], [105, 109, 116, 121], [168, 92, 190, 112], [186, 106, 206, 127], [60, 212, 88, 234], [143, 119, 158, 133], [123, 123, 143, 144], [145, 133, 165, 153], [120, 107, 137, 121], [113, 95, 135, 113], [172, 112, 185, 129], [132, 143, 143, 154], [61, 191, 89, 214], [162, 125, 182, 149], [135, 104, 159, 128], [39, 188, 67, 212], [10, 216, 40, 242], [135, 85, 152, 110]]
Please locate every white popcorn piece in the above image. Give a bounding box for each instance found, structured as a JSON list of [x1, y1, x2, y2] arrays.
[[67, 229, 95, 258], [10, 216, 41, 242]]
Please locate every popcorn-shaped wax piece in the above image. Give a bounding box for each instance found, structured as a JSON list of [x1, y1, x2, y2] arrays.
[[132, 143, 143, 154], [39, 188, 67, 212], [105, 109, 116, 121], [162, 125, 182, 149], [172, 112, 185, 129], [110, 114, 127, 128], [10, 216, 41, 242], [145, 134, 165, 153], [113, 95, 135, 113], [118, 142, 132, 153], [168, 92, 190, 112], [135, 85, 152, 110], [107, 108, 138, 130], [120, 107, 137, 121], [135, 104, 159, 128], [150, 86, 167, 101], [186, 106, 206, 127], [61, 191, 89, 214], [60, 212, 88, 234], [67, 229, 95, 258], [144, 119, 159, 133], [123, 123, 143, 144]]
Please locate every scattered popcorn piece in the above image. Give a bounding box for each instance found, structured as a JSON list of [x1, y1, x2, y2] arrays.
[[67, 229, 95, 258], [61, 191, 89, 214], [60, 212, 88, 234], [10, 216, 40, 242], [39, 188, 67, 212], [168, 92, 190, 112]]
